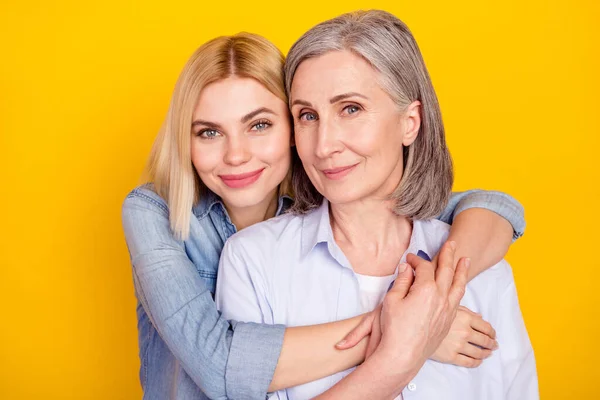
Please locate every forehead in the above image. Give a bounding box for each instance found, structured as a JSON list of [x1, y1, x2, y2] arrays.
[[194, 77, 285, 119], [290, 50, 381, 99]]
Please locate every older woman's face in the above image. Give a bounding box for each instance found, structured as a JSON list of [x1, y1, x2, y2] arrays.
[[290, 50, 421, 206]]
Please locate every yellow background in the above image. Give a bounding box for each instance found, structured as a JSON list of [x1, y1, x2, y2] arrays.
[[1, 0, 598, 398]]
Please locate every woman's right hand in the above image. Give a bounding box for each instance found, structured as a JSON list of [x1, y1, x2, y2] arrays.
[[369, 241, 470, 397], [315, 241, 469, 400]]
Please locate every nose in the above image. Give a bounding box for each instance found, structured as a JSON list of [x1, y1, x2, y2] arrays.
[[224, 135, 251, 166], [315, 117, 344, 159]]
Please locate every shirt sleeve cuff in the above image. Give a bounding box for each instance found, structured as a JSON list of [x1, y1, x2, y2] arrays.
[[226, 321, 286, 399], [453, 191, 526, 242]]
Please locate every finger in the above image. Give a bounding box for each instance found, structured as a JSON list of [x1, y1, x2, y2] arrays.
[[453, 354, 483, 368], [388, 262, 414, 299], [468, 330, 498, 351], [460, 342, 493, 360], [470, 315, 497, 340], [434, 240, 457, 295], [406, 253, 434, 285], [336, 312, 374, 349], [448, 257, 469, 307], [365, 320, 381, 359]]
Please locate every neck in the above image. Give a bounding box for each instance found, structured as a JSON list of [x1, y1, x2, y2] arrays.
[[225, 189, 279, 231], [330, 197, 412, 264]]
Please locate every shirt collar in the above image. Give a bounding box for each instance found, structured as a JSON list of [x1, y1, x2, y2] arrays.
[[193, 191, 294, 220], [300, 198, 433, 270], [300, 199, 334, 258], [192, 190, 223, 218]]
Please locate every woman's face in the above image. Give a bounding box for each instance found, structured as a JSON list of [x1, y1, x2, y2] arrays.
[[290, 50, 421, 206], [191, 77, 292, 211]]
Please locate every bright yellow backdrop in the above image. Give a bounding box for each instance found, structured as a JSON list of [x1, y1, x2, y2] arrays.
[[1, 0, 598, 398]]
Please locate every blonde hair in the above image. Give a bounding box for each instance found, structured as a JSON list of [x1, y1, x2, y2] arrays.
[[145, 33, 287, 239], [285, 10, 453, 219]]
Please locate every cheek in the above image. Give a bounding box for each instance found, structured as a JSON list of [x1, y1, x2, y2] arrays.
[[293, 127, 316, 162], [191, 141, 223, 174], [348, 118, 403, 156], [255, 129, 292, 164]]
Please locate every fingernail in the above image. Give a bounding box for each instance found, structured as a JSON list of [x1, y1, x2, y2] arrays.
[[336, 339, 347, 347], [398, 263, 408, 273], [493, 341, 499, 350], [449, 241, 456, 250], [465, 258, 471, 269]]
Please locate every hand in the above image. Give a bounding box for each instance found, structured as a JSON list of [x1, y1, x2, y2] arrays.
[[371, 241, 469, 395], [316, 241, 469, 400], [431, 305, 498, 367], [336, 241, 469, 363]]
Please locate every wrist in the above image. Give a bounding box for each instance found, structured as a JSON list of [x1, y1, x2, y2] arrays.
[[359, 347, 420, 398]]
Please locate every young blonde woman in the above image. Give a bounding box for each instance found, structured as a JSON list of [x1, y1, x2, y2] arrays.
[[216, 11, 537, 399], [122, 32, 526, 399]]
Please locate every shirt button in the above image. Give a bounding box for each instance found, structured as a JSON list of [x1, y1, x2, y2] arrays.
[[407, 382, 417, 391]]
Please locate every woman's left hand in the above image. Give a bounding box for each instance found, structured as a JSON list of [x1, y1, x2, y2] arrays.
[[431, 305, 498, 367]]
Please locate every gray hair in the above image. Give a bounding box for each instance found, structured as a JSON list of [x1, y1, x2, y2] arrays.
[[285, 10, 453, 219]]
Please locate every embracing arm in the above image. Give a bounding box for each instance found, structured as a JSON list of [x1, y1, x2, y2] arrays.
[[123, 188, 368, 399], [122, 189, 280, 399], [437, 190, 525, 280]]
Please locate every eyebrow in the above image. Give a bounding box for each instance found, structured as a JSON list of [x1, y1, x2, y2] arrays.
[[329, 92, 368, 104], [191, 119, 222, 130], [241, 107, 276, 123], [290, 93, 368, 108], [291, 99, 313, 108]]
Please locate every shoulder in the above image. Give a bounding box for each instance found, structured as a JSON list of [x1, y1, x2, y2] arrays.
[[122, 183, 169, 217], [413, 218, 452, 257], [414, 219, 515, 290], [221, 212, 304, 272], [121, 184, 178, 251], [228, 212, 303, 249]]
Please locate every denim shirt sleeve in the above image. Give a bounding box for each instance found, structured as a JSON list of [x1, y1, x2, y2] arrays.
[[436, 190, 526, 241], [122, 189, 285, 400]]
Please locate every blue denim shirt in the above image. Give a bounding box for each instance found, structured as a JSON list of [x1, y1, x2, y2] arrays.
[[121, 185, 525, 400]]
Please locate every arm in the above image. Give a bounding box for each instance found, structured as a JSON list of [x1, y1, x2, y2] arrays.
[[123, 189, 367, 398], [437, 190, 525, 280], [215, 237, 369, 393], [122, 190, 283, 399]]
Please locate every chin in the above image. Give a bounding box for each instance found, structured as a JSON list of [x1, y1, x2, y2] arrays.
[[220, 189, 269, 210], [320, 186, 365, 206]]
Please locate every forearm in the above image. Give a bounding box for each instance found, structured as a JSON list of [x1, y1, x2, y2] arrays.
[[446, 208, 513, 280], [269, 315, 368, 391], [314, 349, 416, 400]]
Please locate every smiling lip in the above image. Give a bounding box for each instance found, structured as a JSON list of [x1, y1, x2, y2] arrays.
[[219, 168, 265, 188], [321, 163, 359, 180]]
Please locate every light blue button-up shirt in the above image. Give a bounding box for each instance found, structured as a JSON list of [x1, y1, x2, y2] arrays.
[[122, 185, 526, 400], [216, 200, 538, 400]]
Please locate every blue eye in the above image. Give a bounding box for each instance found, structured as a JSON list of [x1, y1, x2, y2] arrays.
[[299, 112, 317, 121], [251, 120, 272, 132], [344, 105, 360, 115], [199, 129, 220, 139]]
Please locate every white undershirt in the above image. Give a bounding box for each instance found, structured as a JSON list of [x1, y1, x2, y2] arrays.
[[354, 272, 396, 313]]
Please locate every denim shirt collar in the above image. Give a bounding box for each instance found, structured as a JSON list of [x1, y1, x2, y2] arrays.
[[192, 190, 294, 221]]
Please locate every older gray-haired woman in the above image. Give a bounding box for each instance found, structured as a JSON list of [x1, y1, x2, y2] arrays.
[[216, 10, 538, 399]]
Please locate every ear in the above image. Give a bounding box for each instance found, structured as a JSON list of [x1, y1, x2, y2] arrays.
[[401, 100, 421, 146]]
